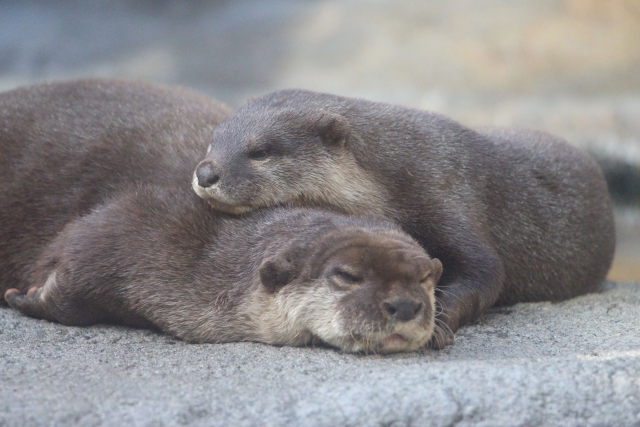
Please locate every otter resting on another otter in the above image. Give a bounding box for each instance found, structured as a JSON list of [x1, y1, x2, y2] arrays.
[[193, 89, 616, 348], [1, 79, 443, 353]]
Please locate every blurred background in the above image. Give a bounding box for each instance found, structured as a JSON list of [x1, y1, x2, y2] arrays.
[[1, 0, 638, 281]]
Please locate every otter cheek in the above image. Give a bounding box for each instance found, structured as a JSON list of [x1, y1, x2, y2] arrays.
[[285, 285, 350, 349], [422, 284, 437, 328], [257, 161, 301, 204], [215, 163, 260, 205]]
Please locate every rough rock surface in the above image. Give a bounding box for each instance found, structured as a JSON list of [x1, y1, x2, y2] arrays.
[[2, 282, 639, 427]]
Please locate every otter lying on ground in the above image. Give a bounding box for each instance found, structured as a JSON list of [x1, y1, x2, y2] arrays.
[[193, 89, 616, 347], [5, 186, 441, 353], [1, 80, 442, 353]]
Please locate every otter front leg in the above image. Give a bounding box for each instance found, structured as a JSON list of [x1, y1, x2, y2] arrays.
[[4, 270, 104, 326], [426, 231, 505, 349], [4, 286, 54, 321]]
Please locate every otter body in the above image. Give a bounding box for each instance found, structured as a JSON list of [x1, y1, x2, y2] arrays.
[[2, 80, 442, 353], [5, 186, 441, 353], [193, 89, 616, 346], [0, 79, 233, 290]]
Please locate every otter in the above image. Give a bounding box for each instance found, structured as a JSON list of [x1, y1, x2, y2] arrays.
[[1, 80, 443, 353], [193, 89, 616, 347], [4, 186, 442, 353], [0, 78, 232, 291]]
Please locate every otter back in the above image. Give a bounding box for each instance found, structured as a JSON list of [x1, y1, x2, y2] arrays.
[[193, 89, 616, 347], [0, 78, 232, 290]]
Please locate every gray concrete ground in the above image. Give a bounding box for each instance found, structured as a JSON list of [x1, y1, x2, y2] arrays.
[[1, 1, 640, 425], [2, 281, 640, 426]]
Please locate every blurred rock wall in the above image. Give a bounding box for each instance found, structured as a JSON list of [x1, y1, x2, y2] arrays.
[[1, 0, 638, 279]]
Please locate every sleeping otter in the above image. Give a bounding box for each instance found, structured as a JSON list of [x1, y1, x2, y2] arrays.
[[1, 80, 442, 353], [4, 186, 441, 353], [193, 89, 616, 347]]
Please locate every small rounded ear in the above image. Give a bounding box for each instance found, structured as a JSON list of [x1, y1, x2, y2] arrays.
[[259, 254, 297, 293], [430, 258, 443, 284], [315, 112, 350, 147]]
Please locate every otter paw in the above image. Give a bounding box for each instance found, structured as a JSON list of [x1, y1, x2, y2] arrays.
[[429, 325, 455, 349], [4, 287, 48, 319], [4, 288, 21, 303]]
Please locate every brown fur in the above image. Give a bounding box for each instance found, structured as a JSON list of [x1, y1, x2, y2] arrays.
[[0, 78, 233, 292], [5, 188, 440, 353], [193, 89, 617, 347], [1, 80, 442, 353]]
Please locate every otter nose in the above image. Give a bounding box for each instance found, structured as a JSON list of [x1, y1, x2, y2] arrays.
[[196, 161, 220, 188], [382, 298, 423, 322]]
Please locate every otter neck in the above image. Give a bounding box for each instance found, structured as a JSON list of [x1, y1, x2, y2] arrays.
[[293, 151, 394, 218]]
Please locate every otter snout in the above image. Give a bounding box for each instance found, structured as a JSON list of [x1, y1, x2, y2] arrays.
[[195, 160, 220, 188], [381, 298, 424, 322]]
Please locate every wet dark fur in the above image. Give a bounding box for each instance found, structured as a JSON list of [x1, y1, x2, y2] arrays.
[[194, 89, 617, 346]]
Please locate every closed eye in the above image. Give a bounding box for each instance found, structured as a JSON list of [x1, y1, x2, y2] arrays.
[[420, 273, 434, 285], [334, 269, 363, 284], [248, 148, 270, 160]]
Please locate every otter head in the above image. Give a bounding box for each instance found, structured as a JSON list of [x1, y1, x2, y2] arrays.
[[192, 94, 386, 215], [254, 227, 442, 354]]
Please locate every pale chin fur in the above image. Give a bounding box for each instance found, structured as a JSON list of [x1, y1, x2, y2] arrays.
[[252, 281, 434, 354], [325, 324, 434, 354], [191, 174, 254, 214]]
